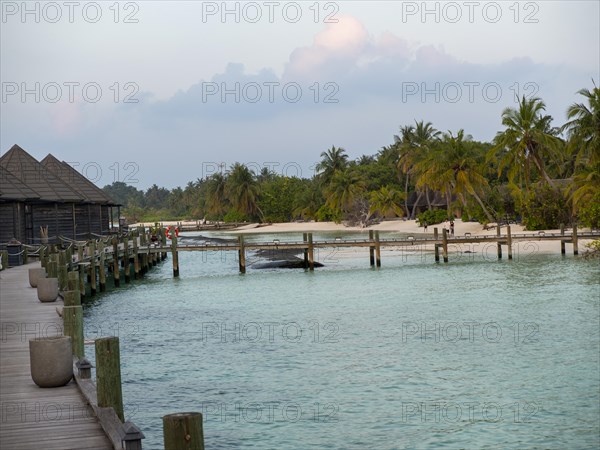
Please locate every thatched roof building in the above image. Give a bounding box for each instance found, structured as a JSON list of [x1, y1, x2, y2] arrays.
[[0, 145, 119, 245]]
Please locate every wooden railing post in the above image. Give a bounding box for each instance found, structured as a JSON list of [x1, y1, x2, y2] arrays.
[[560, 223, 566, 255], [98, 241, 106, 292], [375, 230, 381, 267], [95, 336, 125, 422], [303, 233, 308, 269], [442, 228, 449, 263], [307, 233, 314, 271], [238, 235, 246, 274], [369, 230, 375, 267], [572, 223, 578, 255], [89, 241, 97, 296], [496, 225, 502, 259], [171, 234, 179, 277], [507, 225, 513, 260], [434, 228, 440, 262], [63, 305, 84, 358], [124, 237, 131, 283], [112, 237, 120, 287], [163, 412, 204, 450]]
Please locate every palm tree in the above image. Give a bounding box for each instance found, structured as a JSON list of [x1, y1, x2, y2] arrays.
[[563, 84, 600, 166], [490, 96, 562, 190], [562, 85, 600, 212], [316, 146, 349, 185], [395, 121, 441, 218], [417, 130, 495, 223], [225, 163, 260, 218], [369, 186, 405, 219], [325, 170, 366, 215], [205, 172, 228, 218]]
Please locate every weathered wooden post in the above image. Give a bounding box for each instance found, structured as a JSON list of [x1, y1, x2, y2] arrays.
[[1, 250, 8, 269], [95, 337, 125, 422], [496, 225, 502, 259], [160, 227, 167, 261], [572, 223, 578, 255], [303, 233, 309, 268], [133, 237, 140, 279], [98, 241, 106, 292], [47, 253, 58, 278], [68, 270, 79, 291], [507, 225, 513, 260], [442, 228, 449, 263], [238, 235, 246, 274], [308, 233, 314, 271], [369, 230, 375, 267], [78, 263, 86, 298], [434, 228, 440, 262], [375, 230, 381, 267], [172, 233, 179, 277], [112, 237, 120, 287], [122, 422, 145, 450], [124, 237, 131, 283], [63, 289, 81, 307], [63, 305, 84, 358], [40, 247, 47, 269], [77, 244, 84, 264], [23, 246, 28, 264], [89, 241, 97, 296], [163, 412, 204, 450], [560, 223, 566, 255], [58, 250, 68, 291]]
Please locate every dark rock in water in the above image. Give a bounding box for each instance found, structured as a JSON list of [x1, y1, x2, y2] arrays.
[[252, 260, 324, 269]]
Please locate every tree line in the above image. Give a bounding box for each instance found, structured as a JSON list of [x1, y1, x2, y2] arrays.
[[103, 84, 599, 230]]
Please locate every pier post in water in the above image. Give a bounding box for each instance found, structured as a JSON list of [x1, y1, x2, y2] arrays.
[[98, 241, 106, 292], [238, 235, 246, 274], [171, 233, 179, 277], [78, 263, 86, 298], [112, 237, 120, 287], [560, 223, 566, 255], [95, 336, 125, 422], [58, 250, 68, 291], [434, 228, 440, 262], [369, 230, 375, 267], [442, 228, 449, 263], [496, 225, 502, 259], [572, 223, 578, 255], [133, 237, 140, 279], [124, 237, 131, 283], [375, 230, 381, 267], [163, 412, 204, 450], [308, 233, 314, 271], [89, 241, 97, 296], [303, 233, 308, 268], [507, 225, 513, 260]]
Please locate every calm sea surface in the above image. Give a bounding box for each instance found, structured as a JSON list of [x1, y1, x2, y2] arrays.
[[84, 231, 600, 449]]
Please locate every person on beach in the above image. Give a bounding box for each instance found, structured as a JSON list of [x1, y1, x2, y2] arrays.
[[423, 221, 428, 231], [450, 220, 455, 236]]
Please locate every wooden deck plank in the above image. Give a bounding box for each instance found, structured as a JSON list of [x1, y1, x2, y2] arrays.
[[0, 263, 113, 450]]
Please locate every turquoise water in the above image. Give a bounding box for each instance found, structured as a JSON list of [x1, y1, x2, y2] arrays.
[[83, 232, 600, 449]]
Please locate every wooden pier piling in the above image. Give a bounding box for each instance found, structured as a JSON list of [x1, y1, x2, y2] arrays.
[[95, 336, 125, 422], [133, 238, 140, 279], [507, 225, 513, 260], [434, 228, 440, 262], [303, 233, 309, 268], [369, 230, 375, 267], [375, 230, 381, 267], [78, 263, 86, 298], [238, 235, 246, 274], [163, 412, 204, 450], [89, 241, 97, 296], [58, 250, 68, 291], [98, 241, 106, 292], [124, 238, 131, 283], [308, 233, 314, 271], [573, 224, 578, 255], [172, 234, 179, 277], [560, 224, 566, 255], [442, 228, 449, 263], [497, 226, 502, 259], [112, 237, 120, 287]]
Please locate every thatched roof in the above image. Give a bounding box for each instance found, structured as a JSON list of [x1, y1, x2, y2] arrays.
[[41, 154, 116, 205], [0, 145, 83, 202], [0, 166, 40, 201]]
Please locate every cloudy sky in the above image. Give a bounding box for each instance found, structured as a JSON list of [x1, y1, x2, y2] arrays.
[[1, 1, 598, 189]]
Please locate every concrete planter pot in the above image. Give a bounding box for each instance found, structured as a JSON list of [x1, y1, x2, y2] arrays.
[[37, 277, 59, 302], [28, 268, 47, 288], [29, 336, 73, 388]]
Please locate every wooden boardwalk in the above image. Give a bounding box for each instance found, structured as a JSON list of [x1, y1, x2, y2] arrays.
[[0, 263, 112, 450]]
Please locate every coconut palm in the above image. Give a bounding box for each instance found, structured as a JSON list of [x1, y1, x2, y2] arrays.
[[563, 84, 600, 166], [325, 170, 366, 214], [490, 96, 562, 190], [316, 146, 349, 185], [395, 121, 441, 218], [205, 172, 228, 218], [225, 163, 260, 218], [418, 130, 495, 223], [369, 186, 406, 219]]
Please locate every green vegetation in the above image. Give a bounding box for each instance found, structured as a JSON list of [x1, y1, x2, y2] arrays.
[[104, 84, 600, 229]]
